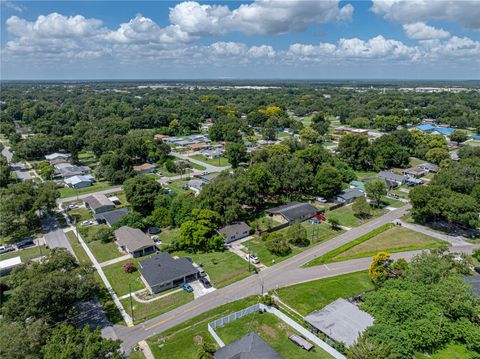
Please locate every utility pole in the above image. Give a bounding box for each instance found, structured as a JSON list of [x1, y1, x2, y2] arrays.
[[129, 283, 135, 324]]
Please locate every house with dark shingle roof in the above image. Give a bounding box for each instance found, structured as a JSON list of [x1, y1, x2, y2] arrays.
[[94, 208, 129, 227], [214, 332, 283, 359], [139, 252, 199, 294], [266, 202, 317, 224], [218, 222, 251, 243], [334, 188, 366, 204]]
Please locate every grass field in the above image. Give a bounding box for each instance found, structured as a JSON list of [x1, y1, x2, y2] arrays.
[[172, 156, 206, 171], [68, 207, 93, 222], [191, 154, 230, 167], [157, 228, 181, 247], [87, 240, 122, 263], [243, 222, 342, 266], [122, 290, 194, 324], [381, 196, 405, 208], [66, 231, 92, 266], [216, 312, 333, 359], [59, 181, 116, 198], [276, 271, 374, 315], [172, 250, 253, 288], [416, 343, 477, 359], [0, 245, 49, 262], [165, 179, 192, 195], [103, 258, 145, 296], [147, 296, 260, 359], [325, 205, 388, 228], [334, 226, 448, 261], [78, 151, 99, 168]]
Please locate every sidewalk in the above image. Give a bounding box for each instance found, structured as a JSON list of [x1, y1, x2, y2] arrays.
[[99, 254, 131, 267]]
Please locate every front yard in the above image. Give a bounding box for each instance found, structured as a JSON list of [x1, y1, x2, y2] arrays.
[[0, 245, 49, 262], [190, 154, 230, 167], [102, 258, 145, 296]]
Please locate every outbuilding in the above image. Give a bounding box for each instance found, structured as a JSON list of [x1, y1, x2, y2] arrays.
[[94, 208, 129, 227], [0, 256, 22, 276], [214, 332, 283, 359]]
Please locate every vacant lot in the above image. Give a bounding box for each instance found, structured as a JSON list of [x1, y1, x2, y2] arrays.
[[325, 205, 388, 228], [276, 271, 374, 316], [335, 226, 447, 261], [216, 312, 333, 359]]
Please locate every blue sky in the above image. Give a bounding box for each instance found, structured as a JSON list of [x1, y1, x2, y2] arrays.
[[1, 0, 479, 80]]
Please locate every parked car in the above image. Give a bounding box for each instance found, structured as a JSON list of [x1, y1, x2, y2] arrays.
[[316, 196, 327, 203], [180, 283, 193, 292], [81, 220, 94, 226], [68, 204, 79, 209], [0, 245, 15, 254], [199, 277, 212, 288], [202, 171, 208, 175], [246, 254, 260, 264], [15, 238, 34, 249]]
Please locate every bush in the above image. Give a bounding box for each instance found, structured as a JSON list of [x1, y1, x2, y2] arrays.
[[92, 226, 114, 243], [265, 233, 292, 256], [122, 261, 136, 273], [287, 222, 309, 247]]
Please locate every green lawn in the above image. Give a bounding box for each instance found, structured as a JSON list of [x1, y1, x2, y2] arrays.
[[381, 196, 405, 208], [416, 343, 477, 359], [249, 216, 282, 232], [147, 296, 260, 359], [171, 250, 253, 288], [78, 151, 99, 168], [165, 179, 192, 195], [121, 290, 194, 324], [243, 223, 342, 266], [334, 226, 448, 261], [66, 231, 92, 266], [354, 170, 378, 180], [216, 312, 333, 359], [157, 227, 181, 247], [326, 205, 388, 228], [276, 271, 375, 316], [172, 156, 206, 171], [0, 245, 49, 262], [87, 240, 122, 263], [59, 181, 116, 198], [103, 258, 145, 296], [191, 154, 230, 167], [68, 207, 94, 222]]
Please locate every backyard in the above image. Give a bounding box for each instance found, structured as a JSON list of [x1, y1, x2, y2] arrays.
[[325, 204, 388, 228], [275, 271, 374, 316], [215, 312, 333, 359]]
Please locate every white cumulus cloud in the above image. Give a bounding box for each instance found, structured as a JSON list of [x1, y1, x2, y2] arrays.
[[403, 22, 451, 40]]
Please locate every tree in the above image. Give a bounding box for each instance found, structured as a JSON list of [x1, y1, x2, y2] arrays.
[[369, 252, 393, 286], [365, 180, 387, 207], [338, 134, 372, 170], [112, 211, 147, 229], [96, 151, 134, 184], [328, 217, 341, 230], [123, 175, 163, 215], [92, 226, 114, 243], [38, 161, 54, 180], [314, 164, 343, 199], [42, 324, 122, 359], [0, 154, 11, 187], [426, 147, 449, 165], [196, 342, 216, 359], [287, 222, 309, 247], [449, 130, 468, 144], [265, 232, 292, 256], [299, 126, 320, 144], [247, 163, 280, 198], [147, 207, 173, 228], [347, 335, 391, 359], [225, 142, 247, 168], [0, 320, 48, 359], [352, 196, 371, 219], [311, 113, 331, 135], [178, 209, 222, 251]]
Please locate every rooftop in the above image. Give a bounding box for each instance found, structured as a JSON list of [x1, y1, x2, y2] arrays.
[[378, 171, 407, 183], [133, 163, 156, 171], [64, 175, 94, 185], [0, 256, 22, 271], [214, 332, 283, 359], [305, 298, 374, 346], [465, 276, 480, 297], [218, 222, 250, 238], [114, 226, 155, 252], [84, 193, 115, 209], [139, 252, 198, 287], [94, 208, 129, 226], [266, 202, 317, 222], [337, 188, 365, 201]]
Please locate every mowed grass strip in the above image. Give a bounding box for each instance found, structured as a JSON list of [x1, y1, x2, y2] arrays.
[[122, 290, 194, 324], [66, 230, 92, 266], [335, 226, 448, 261], [216, 312, 333, 359], [275, 271, 374, 316], [0, 245, 49, 262]]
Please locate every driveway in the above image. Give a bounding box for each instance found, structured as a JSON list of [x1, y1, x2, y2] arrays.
[[190, 279, 216, 299], [44, 229, 75, 256]]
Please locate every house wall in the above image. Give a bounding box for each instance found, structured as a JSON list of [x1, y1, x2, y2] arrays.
[[131, 245, 156, 258], [225, 230, 250, 244]]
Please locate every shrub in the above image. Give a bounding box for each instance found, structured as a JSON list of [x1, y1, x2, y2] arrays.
[[122, 261, 137, 273], [265, 233, 292, 256]]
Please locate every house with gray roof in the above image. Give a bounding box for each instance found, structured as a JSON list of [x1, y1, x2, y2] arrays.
[[417, 162, 438, 173], [64, 175, 94, 189], [94, 208, 129, 227], [305, 298, 374, 347], [139, 252, 199, 294], [214, 332, 283, 359], [114, 226, 156, 258], [334, 188, 366, 204], [218, 222, 251, 243], [377, 171, 407, 185], [45, 152, 71, 163], [266, 202, 317, 224], [84, 194, 115, 214]]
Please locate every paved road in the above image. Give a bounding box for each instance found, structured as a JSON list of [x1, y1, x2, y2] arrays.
[[115, 205, 414, 349], [2, 145, 33, 180], [399, 221, 470, 246], [170, 151, 231, 173], [44, 229, 75, 255]]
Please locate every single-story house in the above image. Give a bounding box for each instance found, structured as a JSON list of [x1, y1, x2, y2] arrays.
[[214, 332, 283, 359], [187, 179, 204, 193], [405, 176, 424, 186], [417, 162, 438, 173], [64, 175, 94, 189], [433, 127, 455, 136], [139, 252, 199, 294], [0, 256, 22, 276], [45, 152, 71, 163], [94, 208, 129, 227], [54, 164, 91, 179], [133, 163, 156, 174], [422, 118, 436, 125], [154, 134, 169, 141], [416, 124, 436, 132], [266, 202, 317, 224], [187, 142, 210, 151], [402, 167, 426, 178], [201, 172, 220, 183], [305, 298, 374, 347], [378, 171, 407, 185], [200, 149, 223, 160], [114, 226, 156, 258], [218, 222, 251, 243], [84, 194, 116, 214], [350, 180, 365, 190], [334, 188, 366, 204]]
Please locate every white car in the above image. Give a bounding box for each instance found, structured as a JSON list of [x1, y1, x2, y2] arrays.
[[81, 220, 94, 226], [246, 254, 260, 264], [316, 196, 327, 203]]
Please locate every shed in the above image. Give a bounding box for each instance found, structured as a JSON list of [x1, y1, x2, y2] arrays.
[[214, 332, 283, 359], [218, 222, 251, 243], [289, 334, 314, 351], [0, 256, 22, 276], [114, 226, 156, 258], [266, 202, 317, 224], [84, 194, 115, 214], [139, 252, 199, 294], [305, 298, 374, 347]]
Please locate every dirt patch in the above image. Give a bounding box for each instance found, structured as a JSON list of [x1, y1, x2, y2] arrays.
[[276, 322, 287, 331], [261, 324, 278, 339], [193, 335, 203, 345]]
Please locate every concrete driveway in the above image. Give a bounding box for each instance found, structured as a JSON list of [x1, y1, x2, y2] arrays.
[[190, 279, 216, 299]]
